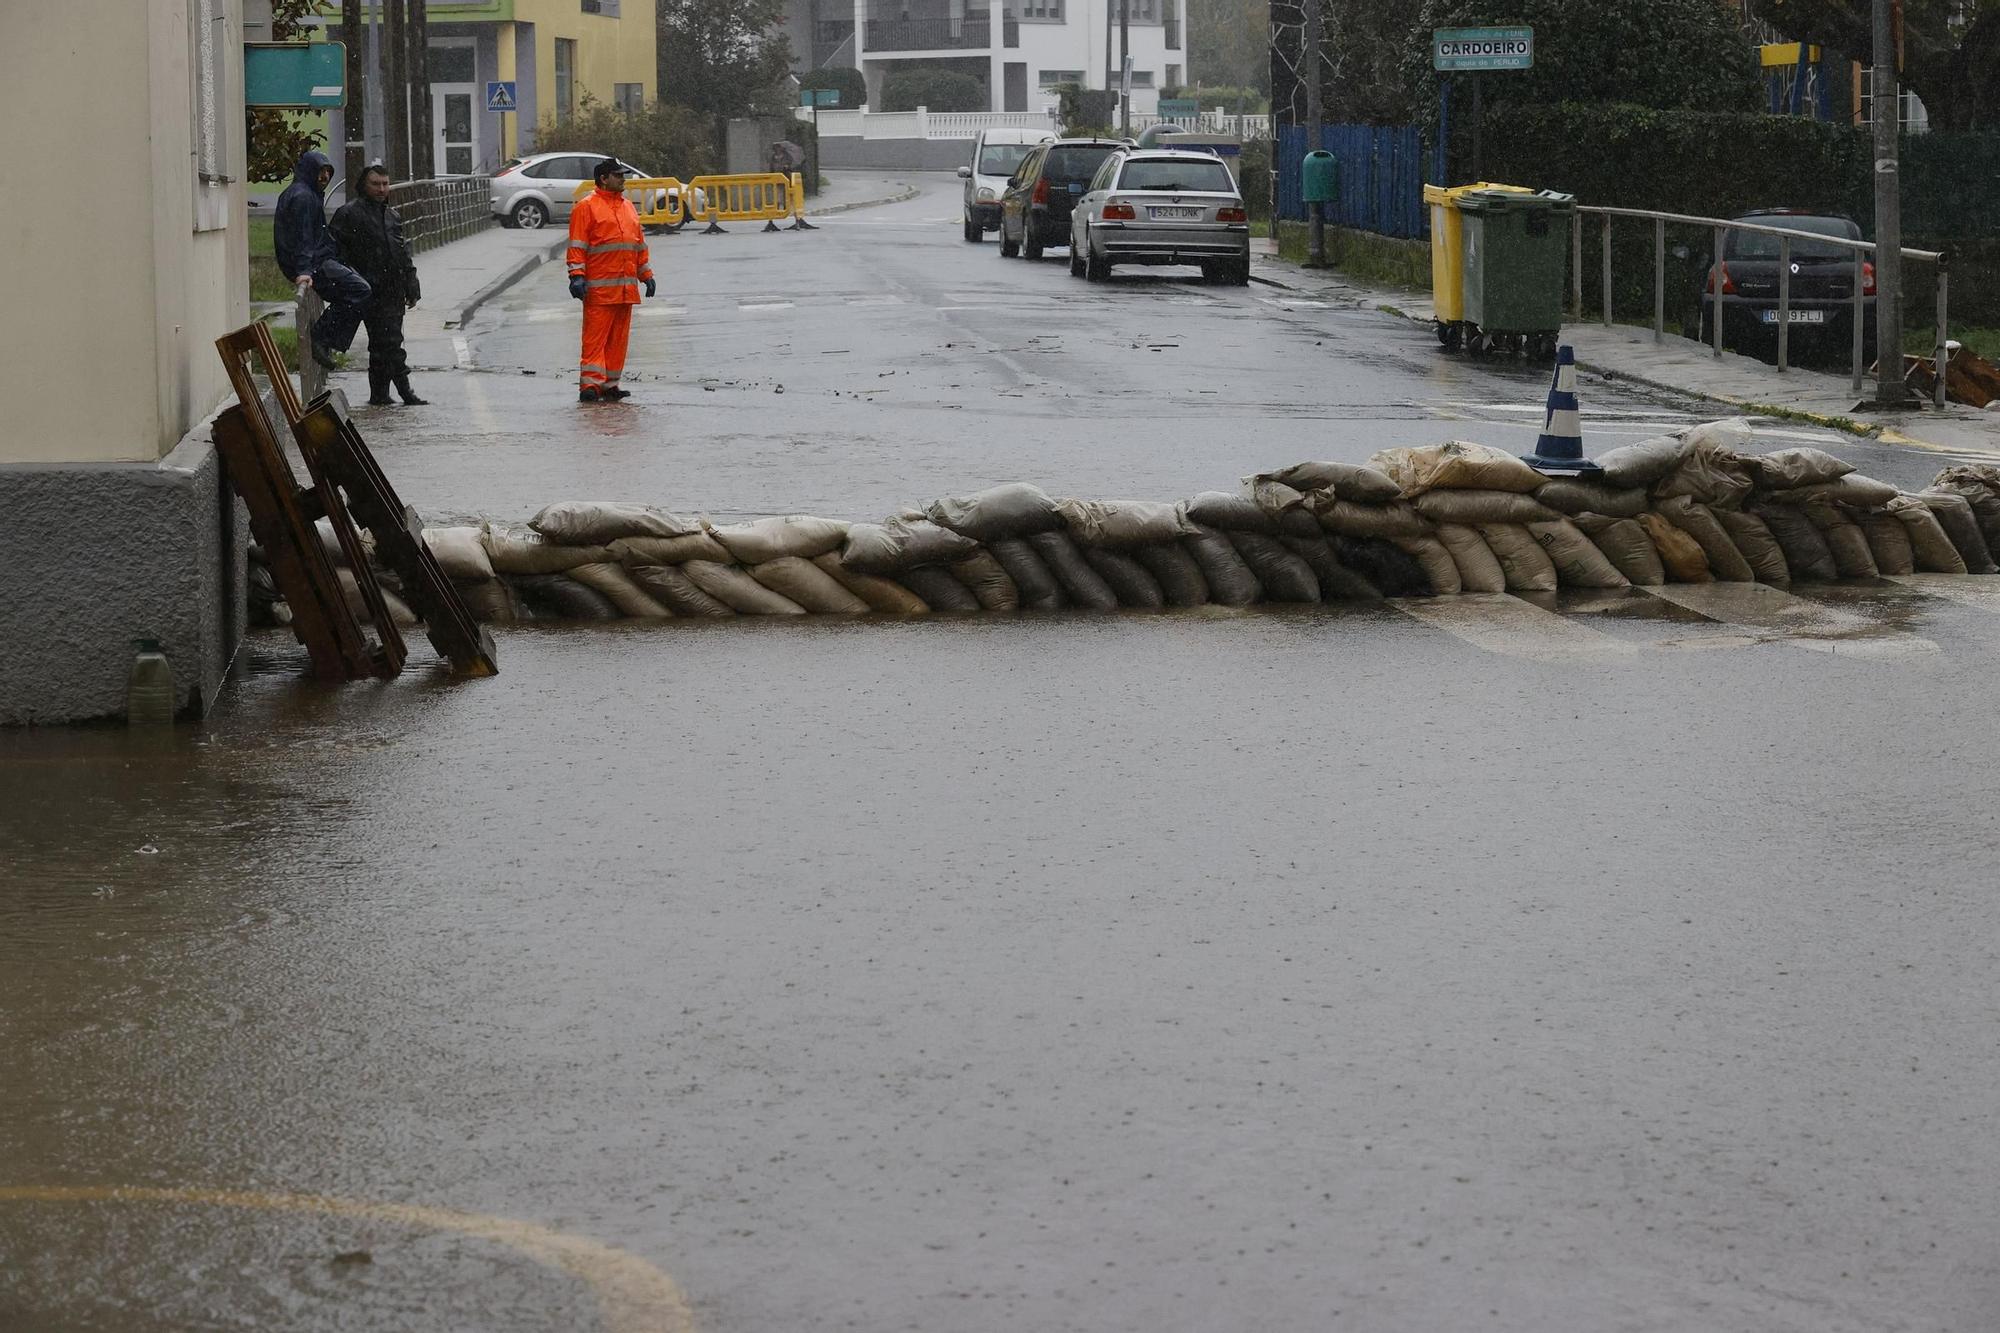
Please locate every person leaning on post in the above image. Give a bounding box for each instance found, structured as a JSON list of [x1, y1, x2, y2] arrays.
[[330, 162, 426, 406], [567, 159, 655, 404], [274, 148, 372, 372]]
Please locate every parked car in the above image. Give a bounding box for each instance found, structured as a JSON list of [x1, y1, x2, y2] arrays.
[[1069, 148, 1251, 284], [491, 152, 685, 229], [1697, 210, 1876, 360], [959, 127, 1055, 242], [997, 138, 1125, 260]]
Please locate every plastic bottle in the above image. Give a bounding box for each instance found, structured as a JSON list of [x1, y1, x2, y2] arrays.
[[126, 639, 176, 726]]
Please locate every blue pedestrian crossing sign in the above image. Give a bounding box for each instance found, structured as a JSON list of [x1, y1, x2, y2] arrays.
[[486, 81, 518, 113]]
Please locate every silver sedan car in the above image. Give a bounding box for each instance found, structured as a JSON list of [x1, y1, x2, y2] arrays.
[[1069, 149, 1252, 285]]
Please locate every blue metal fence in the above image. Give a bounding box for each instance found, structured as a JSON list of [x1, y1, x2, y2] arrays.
[[1275, 124, 1430, 240]]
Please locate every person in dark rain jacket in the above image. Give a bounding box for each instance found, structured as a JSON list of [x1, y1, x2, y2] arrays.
[[273, 148, 371, 372], [331, 163, 426, 405]]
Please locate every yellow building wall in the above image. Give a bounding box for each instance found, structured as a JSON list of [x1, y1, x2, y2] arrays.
[[517, 0, 656, 118]]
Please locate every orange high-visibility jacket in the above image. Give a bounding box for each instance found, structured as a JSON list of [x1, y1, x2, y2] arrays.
[[567, 187, 653, 306]]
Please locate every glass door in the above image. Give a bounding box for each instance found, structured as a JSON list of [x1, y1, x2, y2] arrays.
[[434, 87, 476, 175]]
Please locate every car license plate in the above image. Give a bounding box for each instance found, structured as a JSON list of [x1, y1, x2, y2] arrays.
[[1760, 309, 1827, 324], [1068, 182, 1082, 193], [1150, 206, 1202, 220]]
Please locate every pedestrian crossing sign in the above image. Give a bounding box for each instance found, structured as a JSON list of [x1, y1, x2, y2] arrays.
[[486, 81, 518, 113]]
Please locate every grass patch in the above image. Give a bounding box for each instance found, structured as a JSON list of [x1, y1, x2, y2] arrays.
[[263, 320, 299, 372], [1274, 221, 1429, 291], [1248, 220, 1271, 239], [248, 216, 297, 303], [1906, 324, 2000, 362]]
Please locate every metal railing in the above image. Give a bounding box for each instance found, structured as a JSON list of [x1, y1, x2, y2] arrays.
[[387, 176, 493, 253], [1572, 204, 1949, 406], [863, 15, 990, 49]]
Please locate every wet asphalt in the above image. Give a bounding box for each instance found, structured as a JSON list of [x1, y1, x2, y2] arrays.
[[6, 178, 2000, 1332]]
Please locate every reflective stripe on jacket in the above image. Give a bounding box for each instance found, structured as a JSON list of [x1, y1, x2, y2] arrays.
[[566, 188, 653, 307]]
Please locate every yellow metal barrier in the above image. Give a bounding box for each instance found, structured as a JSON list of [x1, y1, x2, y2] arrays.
[[568, 173, 818, 234], [570, 177, 688, 227]]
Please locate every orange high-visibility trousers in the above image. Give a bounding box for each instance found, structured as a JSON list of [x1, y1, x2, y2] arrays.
[[580, 304, 633, 391]]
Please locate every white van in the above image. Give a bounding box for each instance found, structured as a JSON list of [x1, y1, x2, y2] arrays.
[[958, 127, 1055, 242]]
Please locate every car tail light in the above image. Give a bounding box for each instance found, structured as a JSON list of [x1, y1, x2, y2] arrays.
[[1103, 203, 1135, 220], [1862, 261, 1877, 296], [1711, 264, 1735, 296], [1217, 206, 1247, 223], [1032, 178, 1049, 205]]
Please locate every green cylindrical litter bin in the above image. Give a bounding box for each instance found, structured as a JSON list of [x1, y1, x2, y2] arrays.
[[1457, 188, 1575, 338], [1301, 151, 1338, 205]]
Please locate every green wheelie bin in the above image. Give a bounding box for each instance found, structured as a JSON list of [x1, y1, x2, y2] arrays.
[[1457, 188, 1574, 360]]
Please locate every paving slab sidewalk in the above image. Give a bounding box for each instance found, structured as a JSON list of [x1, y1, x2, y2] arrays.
[[1250, 242, 2000, 462]]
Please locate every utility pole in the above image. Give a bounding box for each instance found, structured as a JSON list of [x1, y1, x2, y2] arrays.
[[1872, 0, 1905, 406], [408, 0, 433, 178], [1304, 0, 1324, 266], [341, 0, 366, 185], [1119, 0, 1130, 136], [384, 0, 410, 179]]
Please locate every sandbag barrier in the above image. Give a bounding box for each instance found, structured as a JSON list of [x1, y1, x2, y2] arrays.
[[246, 423, 2000, 630]]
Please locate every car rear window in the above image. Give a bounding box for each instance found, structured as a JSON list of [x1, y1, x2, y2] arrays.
[[978, 144, 1035, 176], [1043, 145, 1117, 184], [1117, 159, 1235, 193], [1727, 216, 1856, 260]]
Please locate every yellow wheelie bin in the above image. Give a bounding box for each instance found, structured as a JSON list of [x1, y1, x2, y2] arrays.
[[1424, 182, 1532, 352]]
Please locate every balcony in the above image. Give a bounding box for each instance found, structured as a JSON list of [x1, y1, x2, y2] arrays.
[[864, 15, 992, 50]]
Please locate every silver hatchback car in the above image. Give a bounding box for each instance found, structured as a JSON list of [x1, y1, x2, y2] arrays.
[[1069, 149, 1251, 285]]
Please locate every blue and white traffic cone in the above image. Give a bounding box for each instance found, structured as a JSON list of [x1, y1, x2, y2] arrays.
[[1521, 344, 1602, 475]]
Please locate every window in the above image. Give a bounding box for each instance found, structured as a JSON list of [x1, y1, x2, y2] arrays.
[[615, 82, 644, 113], [189, 0, 231, 231], [1019, 0, 1063, 18], [430, 44, 476, 83], [1114, 0, 1158, 20], [555, 38, 576, 122], [1043, 144, 1117, 183], [526, 155, 588, 179], [1130, 70, 1154, 87], [976, 142, 1035, 175], [1165, 63, 1180, 88], [1117, 157, 1234, 192], [582, 0, 622, 12], [1038, 69, 1084, 89]]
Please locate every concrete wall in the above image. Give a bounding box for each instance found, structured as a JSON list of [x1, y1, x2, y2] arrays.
[[817, 137, 978, 170]]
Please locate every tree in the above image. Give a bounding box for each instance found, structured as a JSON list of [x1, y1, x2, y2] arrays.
[[1190, 0, 1271, 94], [1401, 0, 1761, 116], [879, 68, 986, 112], [1762, 0, 2000, 131], [533, 94, 720, 177], [799, 66, 868, 109], [245, 0, 323, 183], [658, 0, 796, 151]]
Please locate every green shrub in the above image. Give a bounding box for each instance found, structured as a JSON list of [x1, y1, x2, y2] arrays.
[[1056, 85, 1118, 134], [533, 94, 718, 179], [1237, 138, 1272, 222], [799, 66, 868, 109], [880, 69, 986, 113]]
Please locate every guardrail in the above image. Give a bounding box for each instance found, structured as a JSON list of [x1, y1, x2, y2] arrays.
[[387, 176, 492, 252], [1572, 204, 1949, 406]]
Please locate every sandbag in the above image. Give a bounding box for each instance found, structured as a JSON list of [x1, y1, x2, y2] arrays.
[[1534, 479, 1649, 519], [1254, 461, 1404, 503], [1184, 490, 1279, 534], [1856, 511, 1916, 576], [566, 561, 673, 617], [1082, 547, 1165, 609], [749, 556, 872, 614], [1477, 523, 1559, 592], [1246, 478, 1311, 519], [1571, 513, 1665, 586], [1306, 494, 1431, 539], [481, 522, 608, 575], [1370, 440, 1545, 496], [1654, 432, 1755, 510], [1916, 490, 1999, 573], [1390, 534, 1462, 596], [455, 576, 519, 623], [608, 532, 732, 566], [628, 564, 737, 618], [1333, 535, 1434, 597], [1656, 496, 1755, 582], [986, 537, 1065, 611], [333, 568, 418, 626], [1713, 509, 1791, 585], [424, 526, 495, 581], [1182, 524, 1263, 606], [1750, 504, 1838, 583], [531, 501, 704, 545], [1802, 500, 1879, 579], [1527, 519, 1630, 588], [1055, 498, 1196, 549], [508, 572, 620, 622], [1282, 534, 1382, 600], [1765, 473, 1900, 509], [1926, 474, 2000, 548], [707, 514, 850, 564], [925, 483, 1063, 540], [898, 565, 982, 612], [810, 553, 931, 614], [1228, 530, 1322, 602], [1132, 542, 1211, 607], [949, 550, 1022, 611], [1026, 529, 1120, 611], [1413, 488, 1560, 526], [840, 517, 980, 575], [1636, 512, 1714, 583], [1434, 523, 1507, 594], [1888, 495, 1968, 574], [1594, 431, 1689, 489], [1746, 446, 1854, 490], [680, 560, 808, 615]]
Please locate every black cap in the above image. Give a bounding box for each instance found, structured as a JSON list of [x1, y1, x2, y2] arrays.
[[593, 158, 626, 181]]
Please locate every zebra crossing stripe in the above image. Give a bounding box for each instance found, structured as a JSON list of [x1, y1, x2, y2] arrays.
[[1642, 583, 1940, 659], [1389, 593, 1639, 662], [1882, 572, 2000, 614]]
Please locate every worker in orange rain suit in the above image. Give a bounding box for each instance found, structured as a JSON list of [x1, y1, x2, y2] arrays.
[[567, 159, 655, 403]]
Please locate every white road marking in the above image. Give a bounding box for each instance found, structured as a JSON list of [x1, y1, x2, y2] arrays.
[[738, 301, 796, 311], [1390, 593, 1639, 662], [1642, 583, 1940, 659], [452, 335, 472, 369], [1881, 572, 2000, 614]]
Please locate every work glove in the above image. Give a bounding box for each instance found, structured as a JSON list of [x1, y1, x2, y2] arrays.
[[643, 278, 656, 299], [569, 276, 587, 301]]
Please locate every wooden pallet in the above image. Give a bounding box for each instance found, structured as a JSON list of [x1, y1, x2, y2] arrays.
[[212, 321, 496, 680]]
